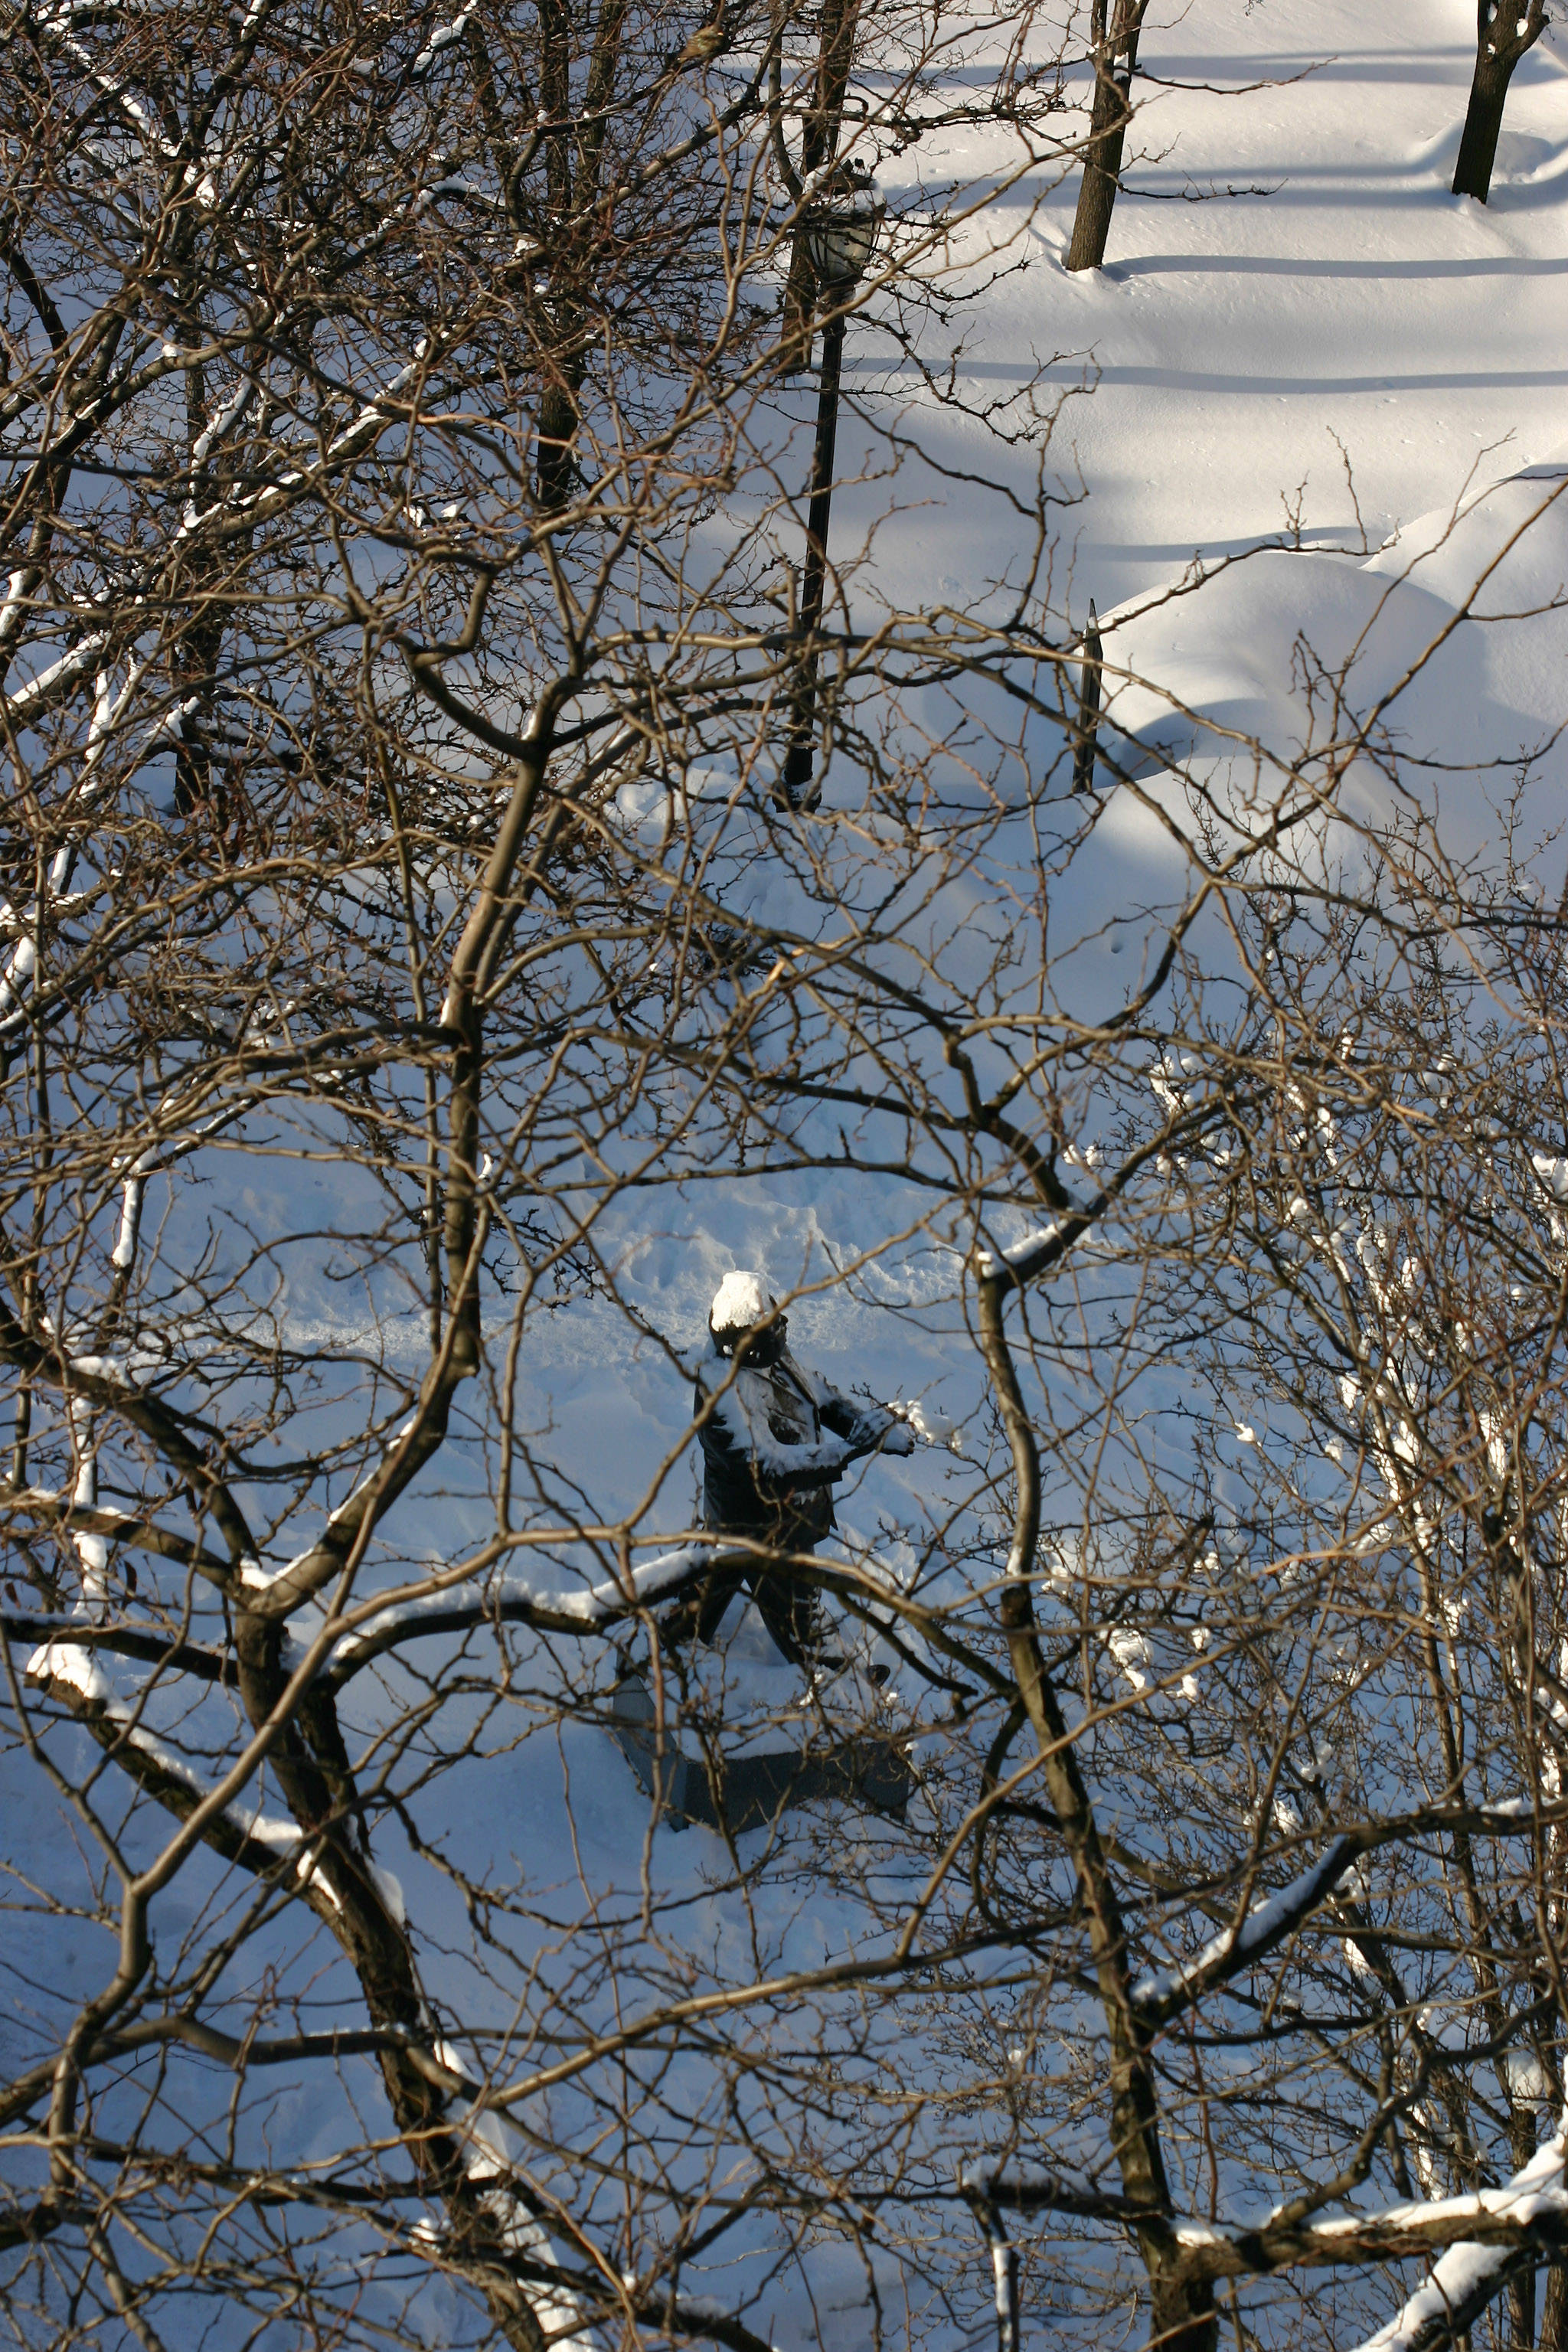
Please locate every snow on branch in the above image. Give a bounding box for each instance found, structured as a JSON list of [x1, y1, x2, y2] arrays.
[[961, 2184, 1020, 2352], [31, 0, 180, 159], [0, 658, 151, 1037], [178, 342, 430, 545], [0, 632, 110, 730], [1343, 2126, 1568, 2349], [411, 2, 475, 73], [1132, 1837, 1357, 2018], [321, 1539, 741, 1680], [429, 2039, 589, 2349], [975, 1218, 1068, 1278], [969, 2125, 1568, 2301], [24, 1640, 316, 1883]]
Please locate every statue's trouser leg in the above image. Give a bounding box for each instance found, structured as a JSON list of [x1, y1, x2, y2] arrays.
[[695, 1566, 746, 1643], [746, 1570, 826, 1667]]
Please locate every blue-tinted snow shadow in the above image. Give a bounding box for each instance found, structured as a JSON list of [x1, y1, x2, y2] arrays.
[[1117, 174, 1568, 210], [848, 355, 1568, 395], [962, 148, 1568, 209], [1137, 49, 1480, 83], [872, 48, 1471, 87], [1090, 527, 1370, 563], [1109, 253, 1568, 279]]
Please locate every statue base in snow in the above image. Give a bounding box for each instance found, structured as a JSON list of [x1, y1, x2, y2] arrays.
[[609, 1671, 913, 1833]]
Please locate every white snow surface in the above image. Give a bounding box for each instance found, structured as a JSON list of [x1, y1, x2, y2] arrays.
[[870, 0, 1568, 627]]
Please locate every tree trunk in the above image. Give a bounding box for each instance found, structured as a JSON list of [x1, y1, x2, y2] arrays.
[[1451, 0, 1547, 202], [1452, 45, 1517, 202], [976, 1280, 1215, 2352], [1544, 2264, 1568, 2350], [535, 377, 580, 510], [1067, 66, 1131, 272], [1512, 2261, 1537, 2350], [1148, 2275, 1217, 2352], [531, 0, 593, 507], [1072, 599, 1102, 791], [1067, 0, 1141, 272]]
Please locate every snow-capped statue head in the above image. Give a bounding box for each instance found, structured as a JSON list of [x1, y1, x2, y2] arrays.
[[708, 1269, 785, 1361]]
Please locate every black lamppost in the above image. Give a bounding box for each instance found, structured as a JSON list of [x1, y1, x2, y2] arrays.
[[778, 162, 884, 811]]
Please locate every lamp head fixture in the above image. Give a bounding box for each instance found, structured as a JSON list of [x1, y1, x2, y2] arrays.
[[800, 160, 884, 294]]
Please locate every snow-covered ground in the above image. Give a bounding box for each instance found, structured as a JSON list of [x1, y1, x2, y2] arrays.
[[540, 0, 1568, 1583], [6, 2, 1568, 2348], [868, 0, 1568, 619]]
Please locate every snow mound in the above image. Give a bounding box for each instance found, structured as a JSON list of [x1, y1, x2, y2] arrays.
[[1086, 456, 1568, 859]]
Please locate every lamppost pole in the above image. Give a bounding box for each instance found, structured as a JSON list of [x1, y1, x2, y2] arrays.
[[780, 305, 847, 808], [776, 163, 882, 812]]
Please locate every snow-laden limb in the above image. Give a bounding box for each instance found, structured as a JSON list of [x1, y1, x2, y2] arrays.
[[321, 1539, 732, 1680], [972, 2130, 1568, 2299], [959, 2156, 1152, 2224], [112, 1165, 146, 1269], [28, 1637, 110, 1703], [174, 341, 430, 544], [184, 374, 256, 528], [24, 1642, 329, 1887], [66, 1405, 109, 1606], [3, 338, 441, 743], [1344, 2125, 1568, 2350], [431, 2040, 588, 2349], [30, 0, 178, 158], [318, 1521, 929, 1686], [0, 657, 149, 1036], [960, 2184, 1021, 2352], [975, 1219, 1065, 1277], [411, 1, 476, 73], [25, 1637, 590, 2345], [0, 565, 31, 654], [0, 1495, 234, 1591], [471, 1538, 717, 1619], [0, 629, 106, 729], [969, 2131, 1568, 2291], [1132, 1837, 1357, 2017]]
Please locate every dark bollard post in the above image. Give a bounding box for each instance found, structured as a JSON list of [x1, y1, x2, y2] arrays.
[[1072, 599, 1102, 794]]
